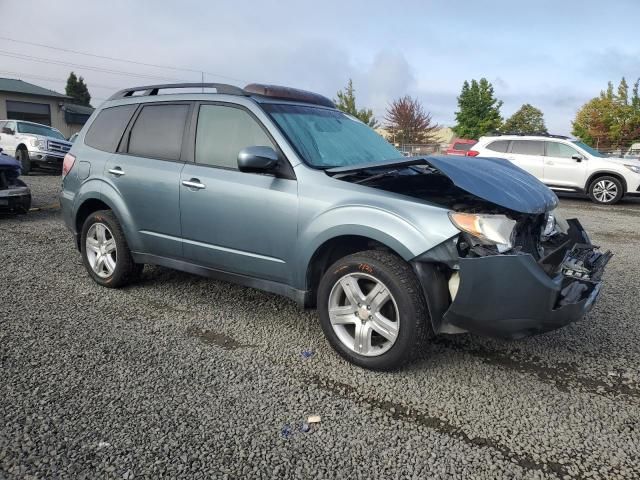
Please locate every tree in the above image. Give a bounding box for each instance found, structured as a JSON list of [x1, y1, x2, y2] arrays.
[[453, 78, 503, 139], [65, 72, 91, 106], [502, 104, 547, 134], [572, 77, 640, 150], [335, 79, 378, 128], [384, 95, 439, 145]]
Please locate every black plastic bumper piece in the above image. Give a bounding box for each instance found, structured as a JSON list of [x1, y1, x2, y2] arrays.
[[441, 254, 603, 339], [0, 190, 31, 213]]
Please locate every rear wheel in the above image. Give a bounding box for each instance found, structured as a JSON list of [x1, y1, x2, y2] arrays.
[[317, 250, 430, 370], [15, 149, 31, 175], [588, 176, 623, 204], [81, 210, 142, 288]]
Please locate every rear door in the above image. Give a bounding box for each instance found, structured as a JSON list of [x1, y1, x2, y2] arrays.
[[506, 140, 544, 178], [179, 102, 298, 283], [543, 141, 587, 188], [104, 102, 192, 258]]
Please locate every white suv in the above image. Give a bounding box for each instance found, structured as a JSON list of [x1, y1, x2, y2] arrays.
[[471, 134, 640, 204]]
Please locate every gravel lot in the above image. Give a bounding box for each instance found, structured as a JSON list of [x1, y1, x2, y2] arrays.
[[2, 174, 639, 479]]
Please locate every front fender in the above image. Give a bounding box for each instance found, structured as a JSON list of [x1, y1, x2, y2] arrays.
[[293, 204, 456, 288]]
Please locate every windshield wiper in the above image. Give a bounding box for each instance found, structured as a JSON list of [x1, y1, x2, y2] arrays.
[[353, 169, 401, 184]]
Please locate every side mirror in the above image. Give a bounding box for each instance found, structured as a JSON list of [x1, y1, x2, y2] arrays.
[[572, 154, 584, 162], [237, 146, 279, 174], [2, 127, 15, 135]]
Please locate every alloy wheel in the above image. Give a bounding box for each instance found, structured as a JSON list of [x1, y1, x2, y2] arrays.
[[85, 223, 117, 278], [327, 272, 400, 356], [592, 180, 618, 203]]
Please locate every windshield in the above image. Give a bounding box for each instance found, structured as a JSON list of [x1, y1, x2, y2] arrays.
[[17, 122, 65, 140], [263, 104, 402, 168], [572, 140, 606, 158]]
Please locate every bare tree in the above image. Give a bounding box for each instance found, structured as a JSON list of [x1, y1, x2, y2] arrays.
[[384, 96, 439, 145]]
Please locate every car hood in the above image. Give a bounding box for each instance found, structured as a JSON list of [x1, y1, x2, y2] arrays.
[[18, 133, 71, 145], [328, 155, 559, 214], [598, 156, 640, 167]]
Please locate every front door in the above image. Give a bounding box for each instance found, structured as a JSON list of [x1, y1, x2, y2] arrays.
[[104, 102, 191, 258], [543, 141, 587, 189], [180, 103, 298, 283], [506, 140, 544, 178]]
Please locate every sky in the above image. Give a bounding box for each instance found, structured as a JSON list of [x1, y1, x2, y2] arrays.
[[1, 0, 639, 135]]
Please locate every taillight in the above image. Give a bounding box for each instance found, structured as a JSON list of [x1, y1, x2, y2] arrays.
[[466, 150, 480, 157], [62, 153, 76, 178]]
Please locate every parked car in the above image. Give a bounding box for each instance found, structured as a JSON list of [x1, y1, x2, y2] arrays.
[[445, 138, 476, 156], [471, 134, 640, 204], [60, 83, 610, 370], [624, 142, 640, 159], [0, 147, 31, 214], [0, 120, 72, 174]]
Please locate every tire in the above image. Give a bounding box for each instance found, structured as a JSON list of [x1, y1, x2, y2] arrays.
[[15, 149, 32, 175], [588, 175, 623, 204], [317, 250, 430, 370], [80, 210, 143, 288]]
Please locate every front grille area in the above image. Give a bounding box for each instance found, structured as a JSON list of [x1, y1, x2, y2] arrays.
[[47, 140, 71, 155]]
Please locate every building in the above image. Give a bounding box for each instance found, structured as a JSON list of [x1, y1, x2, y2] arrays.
[[0, 78, 94, 139], [375, 126, 456, 154]]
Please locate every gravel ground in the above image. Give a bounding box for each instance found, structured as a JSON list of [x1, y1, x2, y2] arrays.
[[1, 174, 639, 479]]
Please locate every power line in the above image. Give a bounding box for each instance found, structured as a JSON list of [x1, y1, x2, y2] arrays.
[[0, 36, 247, 83], [0, 49, 189, 82], [0, 69, 123, 90]]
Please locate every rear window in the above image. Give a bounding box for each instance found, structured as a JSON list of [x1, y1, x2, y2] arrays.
[[453, 142, 474, 152], [510, 140, 544, 156], [127, 104, 189, 161], [486, 140, 510, 153], [84, 105, 137, 152]]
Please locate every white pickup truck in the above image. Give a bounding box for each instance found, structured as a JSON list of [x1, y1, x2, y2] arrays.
[[0, 120, 72, 174]]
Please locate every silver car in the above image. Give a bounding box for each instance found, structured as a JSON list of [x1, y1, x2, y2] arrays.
[[60, 83, 610, 369]]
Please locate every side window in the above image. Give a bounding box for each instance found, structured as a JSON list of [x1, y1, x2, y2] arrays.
[[195, 104, 274, 169], [85, 105, 137, 152], [510, 140, 544, 156], [546, 141, 579, 158], [486, 140, 510, 153], [128, 104, 189, 161]]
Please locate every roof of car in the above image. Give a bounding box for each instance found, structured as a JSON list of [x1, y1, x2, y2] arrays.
[[480, 134, 575, 141]]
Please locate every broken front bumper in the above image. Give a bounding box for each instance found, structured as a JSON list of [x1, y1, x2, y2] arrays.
[[412, 221, 611, 340], [0, 186, 31, 213]]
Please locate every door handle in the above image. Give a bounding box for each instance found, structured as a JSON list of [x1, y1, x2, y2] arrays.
[[108, 167, 125, 176], [545, 160, 555, 165], [182, 179, 206, 190]]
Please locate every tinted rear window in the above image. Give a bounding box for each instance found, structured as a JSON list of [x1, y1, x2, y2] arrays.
[[486, 140, 510, 153], [84, 105, 137, 152], [127, 104, 189, 161], [453, 142, 474, 152], [510, 140, 544, 156]]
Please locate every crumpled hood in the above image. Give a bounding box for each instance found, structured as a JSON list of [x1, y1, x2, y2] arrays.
[[328, 155, 559, 214], [421, 155, 558, 214]]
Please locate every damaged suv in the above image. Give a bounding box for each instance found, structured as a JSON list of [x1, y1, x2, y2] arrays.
[[60, 83, 611, 369]]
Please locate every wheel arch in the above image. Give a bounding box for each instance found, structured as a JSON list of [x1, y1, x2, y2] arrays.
[[303, 233, 411, 308], [585, 171, 627, 193]]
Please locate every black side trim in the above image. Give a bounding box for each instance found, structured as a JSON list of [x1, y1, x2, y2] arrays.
[[132, 252, 308, 306]]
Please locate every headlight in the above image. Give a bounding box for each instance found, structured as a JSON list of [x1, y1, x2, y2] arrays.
[[448, 212, 516, 250], [624, 164, 640, 174], [30, 138, 46, 149]]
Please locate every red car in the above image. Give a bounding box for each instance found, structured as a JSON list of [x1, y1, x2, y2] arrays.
[[445, 138, 477, 156]]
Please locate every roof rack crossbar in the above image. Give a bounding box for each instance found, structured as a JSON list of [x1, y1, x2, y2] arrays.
[[108, 83, 247, 100], [488, 131, 570, 139]]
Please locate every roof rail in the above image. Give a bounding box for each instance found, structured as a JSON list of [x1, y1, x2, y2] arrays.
[[488, 131, 571, 140], [108, 83, 247, 100]]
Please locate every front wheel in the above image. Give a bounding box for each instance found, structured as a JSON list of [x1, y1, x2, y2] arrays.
[[588, 176, 623, 204], [15, 149, 31, 175], [317, 250, 430, 370], [81, 210, 142, 288]]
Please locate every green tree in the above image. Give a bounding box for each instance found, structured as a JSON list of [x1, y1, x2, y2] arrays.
[[335, 79, 378, 128], [453, 78, 503, 139], [65, 71, 91, 106], [384, 95, 439, 145], [502, 104, 547, 134], [572, 77, 640, 150]]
